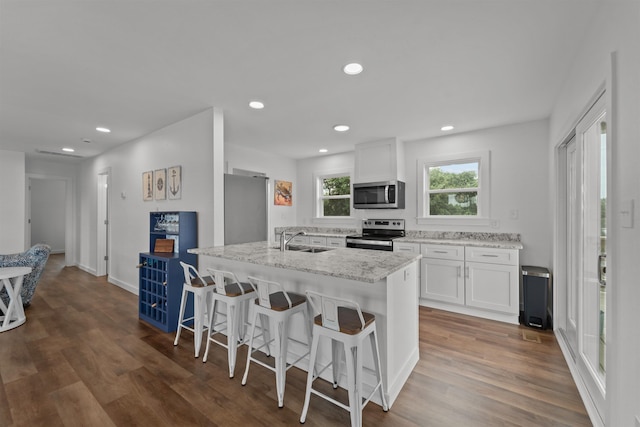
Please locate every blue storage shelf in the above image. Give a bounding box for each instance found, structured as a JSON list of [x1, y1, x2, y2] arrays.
[[138, 211, 197, 332]]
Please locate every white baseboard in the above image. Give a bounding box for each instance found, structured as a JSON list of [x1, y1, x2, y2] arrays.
[[108, 276, 138, 295], [77, 263, 96, 275], [419, 299, 519, 325]]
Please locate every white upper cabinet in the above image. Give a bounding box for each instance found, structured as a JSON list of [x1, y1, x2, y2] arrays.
[[354, 137, 405, 183]]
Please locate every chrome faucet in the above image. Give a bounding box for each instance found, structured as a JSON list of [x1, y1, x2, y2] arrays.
[[280, 230, 306, 251]]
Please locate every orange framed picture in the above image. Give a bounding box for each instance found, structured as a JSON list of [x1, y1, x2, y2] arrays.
[[274, 180, 292, 206]]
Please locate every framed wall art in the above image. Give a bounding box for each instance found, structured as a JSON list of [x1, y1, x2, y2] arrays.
[[167, 165, 182, 200], [274, 180, 292, 206], [142, 171, 153, 201], [154, 168, 166, 200]]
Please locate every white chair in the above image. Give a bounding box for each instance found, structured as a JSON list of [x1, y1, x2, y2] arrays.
[[241, 276, 311, 408], [300, 291, 389, 427], [202, 268, 255, 378], [174, 262, 217, 358]]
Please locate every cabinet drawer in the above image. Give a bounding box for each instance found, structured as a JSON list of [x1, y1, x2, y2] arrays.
[[290, 235, 309, 245], [309, 236, 327, 246], [326, 237, 346, 247], [421, 244, 464, 261], [465, 247, 518, 265], [394, 242, 420, 254]]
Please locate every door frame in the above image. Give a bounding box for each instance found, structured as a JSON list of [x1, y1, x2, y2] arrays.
[[96, 168, 111, 277], [554, 83, 611, 427]]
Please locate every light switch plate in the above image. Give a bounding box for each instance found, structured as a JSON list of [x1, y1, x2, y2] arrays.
[[621, 199, 634, 228]]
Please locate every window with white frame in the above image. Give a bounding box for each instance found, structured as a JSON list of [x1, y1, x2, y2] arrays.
[[315, 172, 352, 218], [418, 151, 490, 224]]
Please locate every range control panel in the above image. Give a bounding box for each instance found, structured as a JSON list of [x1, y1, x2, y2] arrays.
[[361, 219, 405, 231]]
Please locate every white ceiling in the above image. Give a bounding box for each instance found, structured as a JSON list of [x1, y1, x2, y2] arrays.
[[0, 0, 600, 161]]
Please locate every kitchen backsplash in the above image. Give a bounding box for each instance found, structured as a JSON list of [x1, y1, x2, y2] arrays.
[[275, 226, 520, 242]]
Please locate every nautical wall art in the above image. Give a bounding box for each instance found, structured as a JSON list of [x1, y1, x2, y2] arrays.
[[154, 168, 166, 200], [143, 171, 153, 201], [167, 165, 182, 200]]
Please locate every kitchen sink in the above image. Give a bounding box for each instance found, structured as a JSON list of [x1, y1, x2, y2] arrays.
[[285, 246, 334, 253]]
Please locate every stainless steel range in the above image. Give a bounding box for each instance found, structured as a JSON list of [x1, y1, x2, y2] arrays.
[[346, 219, 405, 251]]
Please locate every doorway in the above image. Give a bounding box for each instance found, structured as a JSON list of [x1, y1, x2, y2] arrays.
[[26, 174, 74, 267], [558, 92, 608, 423]]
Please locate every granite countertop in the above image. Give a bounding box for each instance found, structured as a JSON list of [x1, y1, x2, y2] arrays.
[[189, 241, 421, 283]]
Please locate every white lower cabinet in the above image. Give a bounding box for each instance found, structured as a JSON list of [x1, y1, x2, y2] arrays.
[[421, 244, 520, 324], [421, 258, 465, 305]]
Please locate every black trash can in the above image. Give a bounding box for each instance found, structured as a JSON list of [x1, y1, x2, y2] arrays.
[[522, 266, 552, 329]]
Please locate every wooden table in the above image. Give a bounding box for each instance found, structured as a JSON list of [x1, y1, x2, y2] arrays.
[[0, 266, 32, 332]]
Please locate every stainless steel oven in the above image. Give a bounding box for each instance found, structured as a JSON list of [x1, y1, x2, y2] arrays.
[[346, 219, 405, 251]]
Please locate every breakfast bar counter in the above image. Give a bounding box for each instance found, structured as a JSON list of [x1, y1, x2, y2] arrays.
[[189, 242, 421, 407]]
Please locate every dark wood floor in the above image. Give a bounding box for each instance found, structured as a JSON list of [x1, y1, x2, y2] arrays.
[[0, 254, 591, 426]]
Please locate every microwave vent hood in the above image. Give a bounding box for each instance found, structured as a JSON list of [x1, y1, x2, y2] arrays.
[[353, 180, 405, 209]]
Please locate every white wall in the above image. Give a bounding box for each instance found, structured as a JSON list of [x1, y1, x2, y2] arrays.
[[295, 119, 552, 267], [549, 1, 640, 425], [77, 109, 217, 292], [225, 144, 298, 242], [30, 179, 65, 252], [405, 119, 551, 267], [0, 150, 26, 253]]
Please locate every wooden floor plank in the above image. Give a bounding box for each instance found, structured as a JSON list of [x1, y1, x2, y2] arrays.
[[0, 254, 592, 426]]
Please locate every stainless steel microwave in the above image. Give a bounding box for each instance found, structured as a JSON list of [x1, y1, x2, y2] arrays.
[[353, 180, 405, 209]]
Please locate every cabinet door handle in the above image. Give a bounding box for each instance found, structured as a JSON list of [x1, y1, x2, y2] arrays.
[[434, 250, 448, 254], [465, 266, 469, 278], [457, 266, 462, 277], [481, 254, 499, 257]]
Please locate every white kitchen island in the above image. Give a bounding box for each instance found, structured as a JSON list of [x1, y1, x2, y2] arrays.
[[189, 242, 421, 407]]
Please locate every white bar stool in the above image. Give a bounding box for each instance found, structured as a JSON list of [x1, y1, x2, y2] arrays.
[[174, 262, 217, 357], [300, 291, 389, 427], [202, 268, 255, 378], [241, 276, 311, 408], [0, 266, 32, 332]]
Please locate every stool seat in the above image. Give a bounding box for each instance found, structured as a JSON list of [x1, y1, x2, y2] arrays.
[[313, 307, 375, 335], [257, 291, 306, 311]]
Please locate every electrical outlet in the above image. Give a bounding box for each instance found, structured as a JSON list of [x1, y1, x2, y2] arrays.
[[510, 209, 519, 220], [490, 219, 499, 228]]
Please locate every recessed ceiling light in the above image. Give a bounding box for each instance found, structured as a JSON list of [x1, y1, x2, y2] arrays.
[[333, 124, 350, 132], [62, 147, 75, 152], [343, 63, 363, 75], [319, 148, 328, 153], [249, 100, 265, 109], [441, 125, 454, 131], [96, 127, 111, 133]]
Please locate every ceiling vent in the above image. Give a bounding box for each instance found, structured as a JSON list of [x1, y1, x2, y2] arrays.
[[35, 149, 84, 158]]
